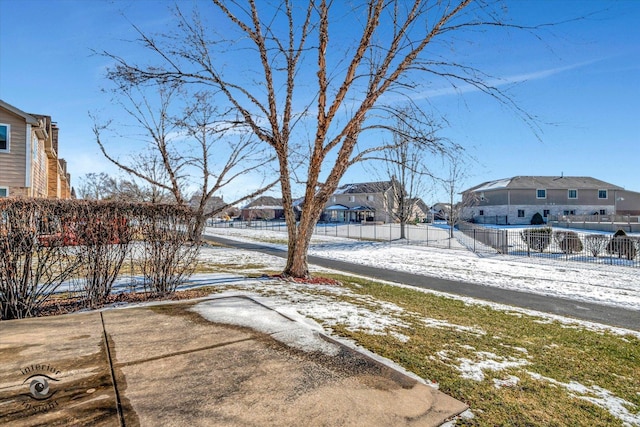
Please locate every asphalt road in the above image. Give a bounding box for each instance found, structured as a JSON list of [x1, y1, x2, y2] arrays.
[[203, 235, 640, 332]]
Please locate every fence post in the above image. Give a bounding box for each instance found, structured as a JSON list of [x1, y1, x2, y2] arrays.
[[473, 229, 476, 253], [503, 230, 508, 254]]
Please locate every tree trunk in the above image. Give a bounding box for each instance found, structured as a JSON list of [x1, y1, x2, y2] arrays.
[[283, 207, 318, 278], [189, 212, 206, 243], [400, 221, 406, 239]]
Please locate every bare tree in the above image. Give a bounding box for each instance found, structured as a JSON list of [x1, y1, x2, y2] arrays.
[[103, 1, 542, 277], [375, 107, 452, 239], [92, 85, 278, 241], [440, 155, 469, 238], [78, 164, 173, 203], [77, 172, 117, 200]]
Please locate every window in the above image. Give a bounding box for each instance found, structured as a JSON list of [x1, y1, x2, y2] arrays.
[[536, 189, 546, 199], [480, 192, 485, 201], [0, 188, 8, 198], [33, 134, 39, 163], [598, 190, 608, 199], [600, 209, 606, 215], [563, 210, 575, 216], [331, 196, 336, 203], [568, 189, 577, 199], [349, 196, 355, 202], [543, 209, 550, 217], [0, 124, 9, 152], [479, 210, 484, 216], [518, 209, 525, 218], [367, 195, 374, 201]]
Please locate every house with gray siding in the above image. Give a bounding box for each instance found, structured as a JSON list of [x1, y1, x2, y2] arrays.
[[461, 176, 629, 225]]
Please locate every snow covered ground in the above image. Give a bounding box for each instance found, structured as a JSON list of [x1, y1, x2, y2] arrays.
[[205, 226, 640, 311]]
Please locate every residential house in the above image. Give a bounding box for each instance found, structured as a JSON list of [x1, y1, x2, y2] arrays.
[[430, 202, 451, 221], [241, 196, 284, 221], [460, 176, 628, 225], [0, 100, 71, 199], [615, 190, 640, 215], [323, 180, 428, 223], [409, 197, 430, 222]]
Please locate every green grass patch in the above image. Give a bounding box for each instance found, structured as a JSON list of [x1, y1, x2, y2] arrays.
[[313, 274, 639, 426]]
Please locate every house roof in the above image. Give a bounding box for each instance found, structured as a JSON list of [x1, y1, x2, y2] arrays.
[[334, 181, 393, 194], [243, 196, 282, 209], [465, 176, 624, 193], [0, 99, 40, 125], [326, 204, 349, 210]]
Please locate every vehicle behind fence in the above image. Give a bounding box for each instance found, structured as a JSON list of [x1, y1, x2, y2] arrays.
[[209, 219, 640, 268]]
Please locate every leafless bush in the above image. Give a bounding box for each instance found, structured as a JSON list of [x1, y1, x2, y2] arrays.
[[0, 199, 84, 319], [75, 202, 133, 307], [134, 204, 199, 295], [584, 234, 608, 257], [606, 230, 637, 261], [553, 231, 583, 254], [520, 228, 552, 253], [1, 199, 200, 320]]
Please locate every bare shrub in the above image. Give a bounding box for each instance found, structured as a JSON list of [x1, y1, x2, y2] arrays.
[[553, 231, 583, 254], [520, 228, 552, 253], [76, 201, 133, 307], [135, 204, 199, 295], [0, 199, 84, 320], [606, 229, 637, 260], [583, 234, 608, 257]]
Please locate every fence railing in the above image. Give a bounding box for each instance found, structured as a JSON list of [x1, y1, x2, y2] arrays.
[[457, 222, 639, 268], [208, 219, 465, 249], [548, 214, 639, 224], [208, 220, 640, 268]]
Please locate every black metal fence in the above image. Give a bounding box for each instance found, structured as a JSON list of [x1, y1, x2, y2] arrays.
[[208, 219, 463, 249], [208, 219, 640, 268], [458, 222, 640, 268]]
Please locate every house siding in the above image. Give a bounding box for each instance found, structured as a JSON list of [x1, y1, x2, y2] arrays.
[[48, 157, 60, 198], [462, 176, 629, 225], [323, 181, 425, 223], [0, 110, 28, 196], [329, 192, 392, 222], [470, 204, 616, 225], [30, 128, 48, 197]]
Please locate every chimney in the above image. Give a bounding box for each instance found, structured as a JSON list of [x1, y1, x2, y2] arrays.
[[51, 123, 59, 154]]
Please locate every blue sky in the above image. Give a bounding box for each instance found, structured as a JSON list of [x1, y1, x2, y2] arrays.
[[0, 0, 638, 203]]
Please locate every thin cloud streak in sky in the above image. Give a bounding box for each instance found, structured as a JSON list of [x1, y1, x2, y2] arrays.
[[411, 58, 604, 101]]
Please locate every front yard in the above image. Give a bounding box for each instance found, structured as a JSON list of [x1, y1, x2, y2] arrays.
[[194, 243, 640, 426]]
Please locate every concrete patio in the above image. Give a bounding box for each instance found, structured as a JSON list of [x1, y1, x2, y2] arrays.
[[0, 295, 467, 426]]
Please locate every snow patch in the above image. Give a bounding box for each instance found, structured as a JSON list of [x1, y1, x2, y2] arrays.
[[527, 372, 640, 426], [453, 351, 530, 381], [190, 295, 341, 356], [493, 375, 520, 389]]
